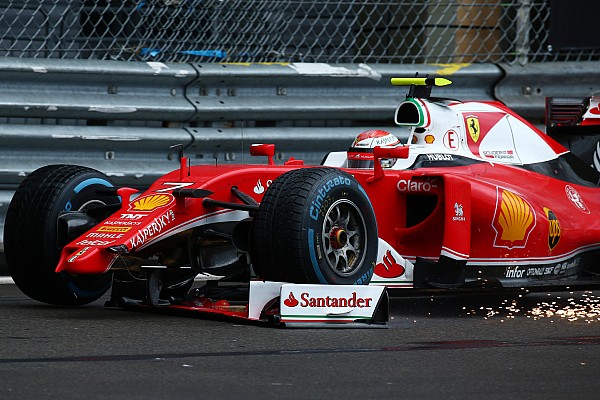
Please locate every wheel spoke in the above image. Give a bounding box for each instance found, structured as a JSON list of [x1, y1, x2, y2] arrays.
[[342, 246, 357, 272], [337, 251, 348, 272], [325, 214, 334, 230], [321, 199, 367, 277], [346, 228, 358, 240], [339, 206, 351, 227], [327, 249, 339, 268]]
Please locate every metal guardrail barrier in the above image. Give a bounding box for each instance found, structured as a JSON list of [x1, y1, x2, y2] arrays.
[[0, 58, 197, 122], [0, 59, 501, 122], [7, 59, 600, 127]]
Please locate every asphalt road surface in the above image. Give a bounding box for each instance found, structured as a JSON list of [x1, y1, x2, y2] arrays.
[[2, 282, 600, 400]]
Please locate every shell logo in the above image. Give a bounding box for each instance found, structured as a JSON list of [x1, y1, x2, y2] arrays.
[[129, 194, 173, 211], [492, 188, 535, 249]]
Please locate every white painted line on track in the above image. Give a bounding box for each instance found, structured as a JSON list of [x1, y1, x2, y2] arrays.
[[0, 277, 14, 284]]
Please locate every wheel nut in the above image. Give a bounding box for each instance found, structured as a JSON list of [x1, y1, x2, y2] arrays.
[[329, 227, 348, 249]]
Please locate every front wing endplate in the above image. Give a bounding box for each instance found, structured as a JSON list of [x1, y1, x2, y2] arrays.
[[115, 281, 389, 328]]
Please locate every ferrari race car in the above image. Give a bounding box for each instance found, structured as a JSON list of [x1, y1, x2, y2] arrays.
[[5, 77, 600, 326]]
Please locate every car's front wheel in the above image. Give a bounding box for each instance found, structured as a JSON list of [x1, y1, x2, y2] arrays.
[[4, 165, 119, 305], [251, 167, 377, 285]]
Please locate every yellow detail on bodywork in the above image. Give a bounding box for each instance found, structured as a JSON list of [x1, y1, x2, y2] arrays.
[[498, 190, 534, 242], [390, 77, 452, 86]]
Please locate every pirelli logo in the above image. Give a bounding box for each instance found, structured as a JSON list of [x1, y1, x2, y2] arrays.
[[98, 226, 131, 233]]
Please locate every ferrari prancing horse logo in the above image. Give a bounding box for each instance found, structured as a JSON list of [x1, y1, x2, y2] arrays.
[[466, 115, 480, 143]]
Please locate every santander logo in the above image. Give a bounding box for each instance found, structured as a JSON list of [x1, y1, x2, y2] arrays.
[[283, 291, 373, 308], [253, 179, 273, 195], [283, 292, 299, 307], [253, 180, 265, 194], [374, 250, 405, 278]]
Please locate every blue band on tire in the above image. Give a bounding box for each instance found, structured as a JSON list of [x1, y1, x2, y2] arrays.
[[74, 178, 113, 193], [308, 228, 327, 284]]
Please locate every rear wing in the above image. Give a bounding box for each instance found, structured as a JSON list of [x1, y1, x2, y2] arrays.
[[546, 96, 600, 136]]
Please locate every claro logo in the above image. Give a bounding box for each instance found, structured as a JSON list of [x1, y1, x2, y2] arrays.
[[397, 178, 438, 192], [283, 292, 373, 308]]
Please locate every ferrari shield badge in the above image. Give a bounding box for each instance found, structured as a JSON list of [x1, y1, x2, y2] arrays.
[[466, 115, 480, 143]]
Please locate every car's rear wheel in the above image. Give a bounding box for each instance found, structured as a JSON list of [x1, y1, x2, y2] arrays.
[[4, 165, 119, 305], [251, 167, 377, 285]]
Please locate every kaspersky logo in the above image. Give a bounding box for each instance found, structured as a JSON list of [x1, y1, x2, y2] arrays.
[[283, 292, 373, 308]]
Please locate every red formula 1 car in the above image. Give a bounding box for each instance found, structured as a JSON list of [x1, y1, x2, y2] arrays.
[[5, 77, 600, 325]]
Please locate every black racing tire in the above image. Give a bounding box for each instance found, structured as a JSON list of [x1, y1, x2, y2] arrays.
[[251, 167, 377, 285], [4, 165, 119, 305]]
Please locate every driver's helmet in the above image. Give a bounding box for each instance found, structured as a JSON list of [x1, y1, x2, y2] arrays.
[[347, 129, 401, 168]]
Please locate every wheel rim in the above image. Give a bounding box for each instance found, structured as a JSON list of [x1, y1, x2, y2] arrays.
[[78, 199, 107, 212], [321, 199, 368, 277]]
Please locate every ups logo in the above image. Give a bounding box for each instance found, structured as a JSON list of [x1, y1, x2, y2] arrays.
[[544, 207, 560, 250]]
